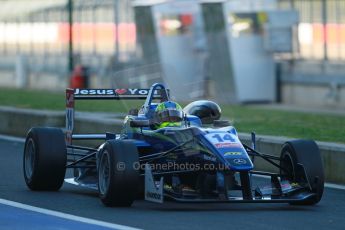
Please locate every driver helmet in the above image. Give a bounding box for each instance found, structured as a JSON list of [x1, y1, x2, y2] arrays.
[[154, 101, 183, 129]]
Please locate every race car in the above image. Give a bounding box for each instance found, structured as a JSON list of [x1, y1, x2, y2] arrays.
[[23, 83, 324, 207]]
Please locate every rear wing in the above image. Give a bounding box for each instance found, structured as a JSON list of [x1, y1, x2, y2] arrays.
[[65, 87, 167, 144], [72, 88, 165, 100]]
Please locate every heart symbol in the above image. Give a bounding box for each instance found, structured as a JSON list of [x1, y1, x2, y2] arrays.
[[115, 89, 127, 95]]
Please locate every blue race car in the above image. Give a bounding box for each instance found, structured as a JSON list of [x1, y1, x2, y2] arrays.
[[23, 83, 324, 206]]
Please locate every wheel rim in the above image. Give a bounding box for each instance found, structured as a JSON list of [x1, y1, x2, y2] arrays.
[[24, 138, 35, 180], [99, 151, 110, 195], [281, 152, 295, 181]]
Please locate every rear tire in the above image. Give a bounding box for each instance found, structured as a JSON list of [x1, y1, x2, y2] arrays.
[[280, 140, 324, 205], [98, 140, 139, 207], [23, 127, 67, 191]]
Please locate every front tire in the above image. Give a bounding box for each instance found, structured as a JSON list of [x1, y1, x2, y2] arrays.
[[280, 140, 324, 205], [98, 140, 139, 207], [23, 127, 67, 191]]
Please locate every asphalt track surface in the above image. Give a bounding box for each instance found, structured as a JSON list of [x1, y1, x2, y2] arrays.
[[1, 138, 345, 230]]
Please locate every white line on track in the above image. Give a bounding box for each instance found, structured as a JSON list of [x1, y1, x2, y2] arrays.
[[324, 183, 345, 190], [0, 198, 141, 230], [0, 134, 25, 143], [1, 134, 345, 191]]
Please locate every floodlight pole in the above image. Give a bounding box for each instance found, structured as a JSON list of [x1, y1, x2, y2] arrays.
[[68, 0, 74, 72], [322, 0, 328, 62], [114, 0, 119, 62]]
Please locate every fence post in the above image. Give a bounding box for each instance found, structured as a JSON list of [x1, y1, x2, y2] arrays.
[[15, 54, 28, 88], [113, 0, 119, 63], [322, 0, 328, 62], [275, 61, 282, 103], [67, 0, 74, 73]]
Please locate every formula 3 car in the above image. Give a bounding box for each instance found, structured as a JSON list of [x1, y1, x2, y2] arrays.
[[23, 83, 324, 206]]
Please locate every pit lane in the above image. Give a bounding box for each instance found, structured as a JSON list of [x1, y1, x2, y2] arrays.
[[0, 138, 344, 230]]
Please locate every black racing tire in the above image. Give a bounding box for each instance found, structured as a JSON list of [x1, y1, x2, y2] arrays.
[[23, 127, 67, 191], [136, 177, 145, 200], [280, 140, 324, 205], [98, 140, 139, 207]]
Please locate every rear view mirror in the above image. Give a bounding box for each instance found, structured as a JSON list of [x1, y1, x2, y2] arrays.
[[130, 120, 150, 128]]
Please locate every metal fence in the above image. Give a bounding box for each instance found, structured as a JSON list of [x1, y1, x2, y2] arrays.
[[279, 0, 345, 61], [1, 0, 345, 89], [0, 0, 137, 80]]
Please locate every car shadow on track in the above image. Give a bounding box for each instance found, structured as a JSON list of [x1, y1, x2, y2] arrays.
[[131, 200, 319, 213], [62, 185, 99, 198]]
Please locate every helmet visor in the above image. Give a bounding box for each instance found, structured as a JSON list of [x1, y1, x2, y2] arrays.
[[157, 109, 183, 123]]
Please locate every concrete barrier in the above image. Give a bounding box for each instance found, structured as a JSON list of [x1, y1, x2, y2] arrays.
[[1, 106, 344, 184], [0, 106, 64, 136]]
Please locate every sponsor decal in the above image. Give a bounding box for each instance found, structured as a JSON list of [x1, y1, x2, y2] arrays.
[[145, 164, 163, 203], [233, 158, 247, 165], [224, 151, 242, 156], [203, 154, 217, 162], [129, 89, 148, 95], [66, 89, 74, 108], [115, 89, 127, 95], [128, 89, 160, 95], [75, 88, 114, 95], [146, 191, 162, 200], [74, 88, 160, 96], [215, 143, 239, 148], [205, 133, 241, 149]]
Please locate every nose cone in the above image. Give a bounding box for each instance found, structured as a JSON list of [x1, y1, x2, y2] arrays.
[[204, 131, 254, 171]]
